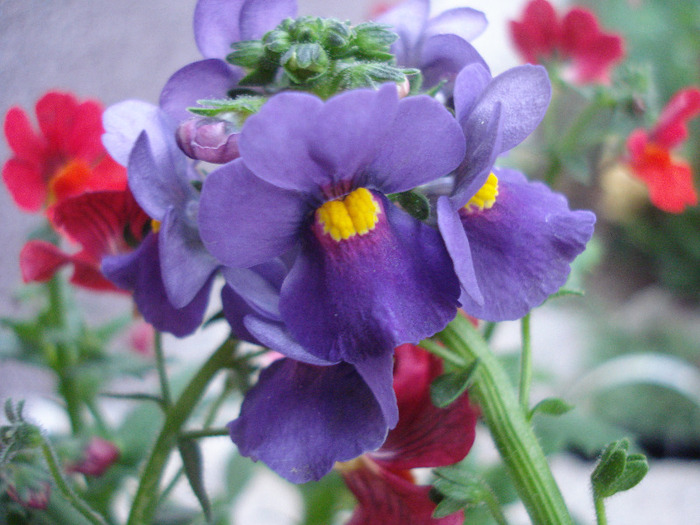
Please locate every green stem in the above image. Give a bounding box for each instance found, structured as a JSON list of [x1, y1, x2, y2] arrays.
[[481, 483, 510, 525], [519, 313, 533, 412], [127, 339, 236, 525], [40, 434, 108, 525], [419, 338, 468, 368], [594, 497, 608, 525], [180, 427, 230, 440], [153, 331, 172, 409], [439, 315, 573, 525]]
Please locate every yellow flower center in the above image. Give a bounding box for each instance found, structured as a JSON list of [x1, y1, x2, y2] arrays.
[[464, 172, 499, 213], [151, 219, 161, 233], [316, 187, 381, 242]]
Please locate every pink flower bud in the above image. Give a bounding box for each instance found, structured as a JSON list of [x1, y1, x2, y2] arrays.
[[7, 481, 51, 510], [68, 437, 120, 477], [176, 117, 241, 164]]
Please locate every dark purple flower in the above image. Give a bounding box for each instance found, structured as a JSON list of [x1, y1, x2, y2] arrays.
[[220, 263, 398, 483], [435, 63, 596, 320], [376, 0, 488, 89], [159, 0, 296, 123], [176, 116, 240, 163], [102, 101, 219, 335], [199, 84, 464, 366]]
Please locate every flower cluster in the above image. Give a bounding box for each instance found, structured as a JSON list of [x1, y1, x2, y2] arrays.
[[3, 0, 596, 489]]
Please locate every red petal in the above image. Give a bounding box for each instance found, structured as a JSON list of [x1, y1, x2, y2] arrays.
[[69, 251, 124, 292], [650, 87, 700, 149], [509, 0, 559, 63], [19, 240, 69, 282], [3, 106, 47, 159], [2, 158, 48, 211], [373, 344, 479, 471], [561, 8, 624, 84], [344, 463, 464, 525], [86, 155, 128, 192], [66, 99, 108, 161], [50, 189, 149, 259]]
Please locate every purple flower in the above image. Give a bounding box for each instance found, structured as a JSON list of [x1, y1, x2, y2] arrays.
[[199, 84, 464, 366], [376, 0, 488, 89], [220, 262, 398, 483], [101, 101, 219, 335], [176, 117, 241, 164], [159, 0, 296, 123], [435, 63, 596, 320]]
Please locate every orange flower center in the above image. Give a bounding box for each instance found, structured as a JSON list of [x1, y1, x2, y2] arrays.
[[48, 159, 92, 204]]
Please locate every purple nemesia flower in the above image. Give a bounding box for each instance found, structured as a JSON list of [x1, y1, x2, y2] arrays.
[[199, 84, 464, 367], [159, 0, 296, 123], [219, 262, 398, 483], [101, 101, 219, 335], [376, 0, 488, 89], [435, 62, 596, 320]]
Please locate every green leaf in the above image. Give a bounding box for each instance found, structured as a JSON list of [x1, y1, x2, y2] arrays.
[[591, 438, 648, 499], [432, 496, 470, 519], [529, 397, 575, 420], [430, 360, 479, 408], [179, 438, 212, 522], [394, 191, 431, 221]]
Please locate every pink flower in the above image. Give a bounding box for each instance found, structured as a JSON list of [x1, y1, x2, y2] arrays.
[[2, 91, 126, 212], [338, 344, 479, 524], [67, 437, 120, 478], [509, 0, 624, 84], [626, 87, 700, 213]]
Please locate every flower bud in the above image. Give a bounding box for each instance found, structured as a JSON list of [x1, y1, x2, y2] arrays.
[[176, 117, 241, 164], [67, 437, 120, 477], [7, 481, 51, 510]]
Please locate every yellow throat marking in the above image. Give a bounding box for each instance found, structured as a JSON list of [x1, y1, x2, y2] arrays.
[[464, 172, 499, 213], [316, 187, 381, 242]]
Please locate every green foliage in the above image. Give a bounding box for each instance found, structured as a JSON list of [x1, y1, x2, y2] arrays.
[[528, 397, 575, 421], [591, 439, 648, 500], [430, 360, 479, 409]]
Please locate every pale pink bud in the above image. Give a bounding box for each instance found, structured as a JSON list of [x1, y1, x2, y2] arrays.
[[176, 117, 241, 164]]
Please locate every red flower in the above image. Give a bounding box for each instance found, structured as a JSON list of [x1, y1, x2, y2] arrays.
[[2, 91, 126, 212], [627, 87, 700, 213], [339, 344, 479, 525], [67, 437, 120, 478], [510, 0, 624, 84], [20, 188, 150, 291]]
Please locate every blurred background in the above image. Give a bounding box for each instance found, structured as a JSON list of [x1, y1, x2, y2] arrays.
[[1, 0, 698, 523]]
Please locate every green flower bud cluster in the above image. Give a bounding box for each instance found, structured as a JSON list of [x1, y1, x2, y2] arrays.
[[227, 16, 418, 98]]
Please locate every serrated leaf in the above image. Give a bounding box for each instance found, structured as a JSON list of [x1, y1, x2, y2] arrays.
[[432, 496, 470, 519], [179, 438, 212, 522], [430, 360, 478, 408], [529, 397, 575, 420]]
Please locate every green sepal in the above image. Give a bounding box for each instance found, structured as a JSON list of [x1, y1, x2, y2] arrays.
[[282, 42, 329, 83], [430, 360, 479, 408], [227, 40, 265, 68], [392, 191, 431, 221]]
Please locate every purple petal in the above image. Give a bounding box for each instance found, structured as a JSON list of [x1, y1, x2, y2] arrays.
[[238, 92, 329, 193], [222, 264, 285, 321], [368, 95, 465, 193], [198, 160, 308, 268], [464, 65, 551, 153], [102, 234, 212, 337], [127, 132, 195, 219], [376, 0, 430, 62], [424, 7, 487, 42], [239, 0, 296, 40], [102, 100, 169, 166], [307, 85, 399, 186], [454, 62, 492, 123], [159, 207, 219, 308], [280, 194, 460, 364], [352, 352, 399, 429], [459, 169, 595, 321], [420, 34, 489, 90], [229, 358, 390, 483], [242, 316, 334, 366], [194, 0, 244, 58], [436, 196, 483, 306], [160, 59, 242, 123], [451, 103, 503, 207]]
